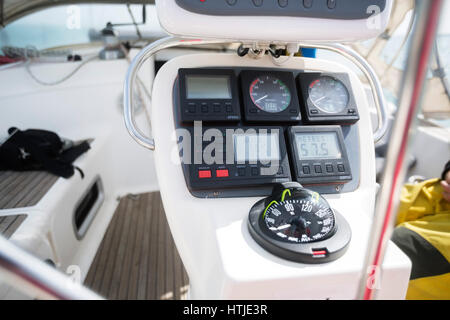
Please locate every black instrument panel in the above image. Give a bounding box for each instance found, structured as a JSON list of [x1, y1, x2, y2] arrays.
[[287, 126, 352, 185], [181, 126, 291, 192], [174, 68, 360, 197], [240, 70, 301, 122], [178, 68, 241, 122], [297, 73, 359, 124]]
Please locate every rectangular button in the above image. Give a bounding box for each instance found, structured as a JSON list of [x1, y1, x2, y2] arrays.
[[337, 164, 345, 172], [188, 103, 196, 113], [238, 168, 246, 176], [326, 164, 333, 173], [216, 169, 229, 178], [251, 167, 259, 176], [314, 165, 322, 173], [302, 166, 310, 174], [198, 170, 211, 179]]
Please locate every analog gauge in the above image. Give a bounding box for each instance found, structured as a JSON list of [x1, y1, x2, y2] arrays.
[[308, 76, 349, 113], [263, 190, 336, 243], [249, 75, 291, 113]]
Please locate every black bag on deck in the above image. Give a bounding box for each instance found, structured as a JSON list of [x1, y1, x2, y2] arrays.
[[0, 127, 90, 178]]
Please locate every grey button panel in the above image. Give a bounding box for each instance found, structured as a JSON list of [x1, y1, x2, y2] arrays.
[[175, 0, 387, 20]]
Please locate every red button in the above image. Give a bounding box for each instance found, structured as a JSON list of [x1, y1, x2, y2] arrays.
[[216, 169, 229, 178], [312, 250, 327, 256], [198, 170, 212, 179]]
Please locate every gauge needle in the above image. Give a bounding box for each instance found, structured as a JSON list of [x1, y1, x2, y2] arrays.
[[254, 95, 268, 103], [315, 96, 326, 102], [277, 224, 291, 230]]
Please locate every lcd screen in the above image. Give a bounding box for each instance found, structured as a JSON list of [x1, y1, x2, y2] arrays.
[[295, 132, 342, 160], [186, 75, 231, 99], [234, 133, 280, 162]]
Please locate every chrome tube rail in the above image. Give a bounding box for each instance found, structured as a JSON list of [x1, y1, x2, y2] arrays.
[[297, 42, 389, 143], [357, 0, 444, 300], [0, 236, 103, 300], [123, 38, 390, 150]]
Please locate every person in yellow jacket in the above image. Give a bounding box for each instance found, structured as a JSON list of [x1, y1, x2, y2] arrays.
[[392, 160, 450, 300]]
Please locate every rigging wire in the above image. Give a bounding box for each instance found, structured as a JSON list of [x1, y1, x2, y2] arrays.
[[25, 55, 98, 86], [126, 3, 143, 41]]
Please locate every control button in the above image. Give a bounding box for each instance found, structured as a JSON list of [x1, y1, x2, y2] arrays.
[[327, 0, 336, 9], [238, 168, 246, 176], [201, 104, 209, 113], [251, 167, 259, 176], [302, 166, 311, 174], [252, 0, 263, 7], [188, 103, 196, 113], [216, 169, 229, 178], [314, 165, 322, 174], [226, 0, 237, 5], [303, 0, 313, 8], [326, 164, 333, 173], [348, 109, 356, 114], [250, 108, 258, 113], [225, 103, 233, 113], [278, 0, 288, 8], [289, 109, 298, 114], [213, 103, 221, 113], [310, 109, 319, 114], [337, 164, 345, 172], [198, 170, 211, 179]]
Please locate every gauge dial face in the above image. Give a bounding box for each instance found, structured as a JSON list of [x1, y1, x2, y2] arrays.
[[308, 76, 349, 113], [250, 75, 291, 113], [263, 193, 336, 243]]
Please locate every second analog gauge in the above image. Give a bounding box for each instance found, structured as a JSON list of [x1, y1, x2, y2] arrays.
[[250, 75, 291, 113], [308, 76, 349, 114]]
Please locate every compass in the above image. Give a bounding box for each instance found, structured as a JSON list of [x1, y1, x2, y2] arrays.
[[248, 182, 351, 263]]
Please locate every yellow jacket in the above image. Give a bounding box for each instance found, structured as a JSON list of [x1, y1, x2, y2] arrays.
[[393, 178, 450, 300]]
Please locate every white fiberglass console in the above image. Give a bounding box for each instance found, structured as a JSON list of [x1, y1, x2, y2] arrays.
[[150, 53, 411, 299], [156, 0, 393, 42]]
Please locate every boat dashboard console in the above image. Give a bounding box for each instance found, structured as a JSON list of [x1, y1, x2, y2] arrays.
[[156, 0, 393, 42], [174, 67, 359, 197]]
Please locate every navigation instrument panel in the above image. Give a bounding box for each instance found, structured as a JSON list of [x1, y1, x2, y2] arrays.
[[181, 126, 291, 192], [178, 68, 241, 122], [288, 126, 352, 185], [297, 73, 359, 124], [174, 68, 360, 197], [241, 70, 301, 122]]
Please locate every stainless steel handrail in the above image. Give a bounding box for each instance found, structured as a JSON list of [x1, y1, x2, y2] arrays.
[[297, 42, 389, 143], [123, 37, 228, 150], [356, 0, 444, 300], [0, 236, 103, 300], [123, 38, 390, 150]]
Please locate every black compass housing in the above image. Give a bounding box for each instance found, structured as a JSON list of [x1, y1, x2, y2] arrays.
[[248, 182, 351, 264]]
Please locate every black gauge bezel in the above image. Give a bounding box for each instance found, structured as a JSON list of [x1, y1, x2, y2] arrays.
[[241, 70, 301, 122], [248, 196, 351, 264], [297, 72, 359, 125]]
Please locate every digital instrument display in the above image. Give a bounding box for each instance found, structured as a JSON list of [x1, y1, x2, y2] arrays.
[[186, 75, 231, 99], [234, 133, 280, 162], [288, 126, 352, 186], [295, 132, 342, 160]]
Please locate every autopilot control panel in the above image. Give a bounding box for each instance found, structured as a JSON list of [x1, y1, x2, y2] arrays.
[[173, 67, 361, 198]]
